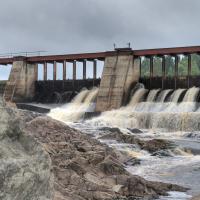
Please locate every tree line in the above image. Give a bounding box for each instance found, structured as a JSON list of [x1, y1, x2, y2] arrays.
[[141, 54, 200, 77]]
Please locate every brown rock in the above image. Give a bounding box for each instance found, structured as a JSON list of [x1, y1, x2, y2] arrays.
[[23, 116, 187, 200]]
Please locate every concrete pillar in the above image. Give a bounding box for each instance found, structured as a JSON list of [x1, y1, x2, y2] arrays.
[[73, 61, 76, 80], [83, 60, 86, 80], [53, 61, 57, 80], [34, 64, 38, 81], [96, 51, 140, 112], [93, 60, 97, 79], [139, 57, 142, 77], [150, 56, 154, 77], [162, 56, 166, 89], [4, 57, 37, 102], [188, 54, 192, 88], [43, 62, 47, 81], [174, 55, 179, 89], [63, 61, 66, 80], [150, 56, 153, 88]]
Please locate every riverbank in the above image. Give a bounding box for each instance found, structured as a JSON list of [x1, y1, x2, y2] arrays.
[[0, 101, 187, 199]]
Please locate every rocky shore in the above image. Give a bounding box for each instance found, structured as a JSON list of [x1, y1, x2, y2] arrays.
[[0, 100, 188, 200], [98, 127, 175, 155]]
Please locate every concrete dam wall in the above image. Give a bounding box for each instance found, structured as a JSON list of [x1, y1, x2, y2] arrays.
[[4, 57, 37, 102], [3, 51, 140, 111], [2, 46, 200, 110], [96, 52, 140, 112]]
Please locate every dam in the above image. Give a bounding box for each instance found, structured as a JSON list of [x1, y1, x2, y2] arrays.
[[1, 46, 200, 112]]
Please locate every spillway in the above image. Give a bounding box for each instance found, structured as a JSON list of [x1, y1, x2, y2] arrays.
[[48, 87, 99, 122], [49, 85, 200, 131]]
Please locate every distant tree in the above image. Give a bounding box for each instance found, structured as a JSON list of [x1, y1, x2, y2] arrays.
[[153, 57, 162, 77], [140, 54, 200, 77], [178, 56, 188, 76], [141, 57, 150, 77], [165, 56, 175, 77], [191, 54, 200, 75]]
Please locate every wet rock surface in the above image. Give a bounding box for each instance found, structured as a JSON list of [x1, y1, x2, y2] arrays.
[[24, 116, 187, 200], [99, 128, 175, 154], [128, 128, 143, 134]]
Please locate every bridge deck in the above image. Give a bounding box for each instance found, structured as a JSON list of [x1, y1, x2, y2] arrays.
[[0, 46, 200, 65]]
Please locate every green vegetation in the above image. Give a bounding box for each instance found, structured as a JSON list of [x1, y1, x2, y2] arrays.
[[140, 54, 200, 77]]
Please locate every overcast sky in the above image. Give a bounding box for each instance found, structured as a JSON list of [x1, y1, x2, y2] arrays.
[[0, 0, 199, 55], [0, 0, 200, 79]]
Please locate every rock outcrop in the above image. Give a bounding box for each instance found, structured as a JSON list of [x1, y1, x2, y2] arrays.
[[0, 103, 54, 200], [99, 128, 175, 154], [24, 116, 187, 200]]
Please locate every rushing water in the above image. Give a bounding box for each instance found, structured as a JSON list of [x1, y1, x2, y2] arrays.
[[49, 87, 99, 122], [48, 85, 200, 200]]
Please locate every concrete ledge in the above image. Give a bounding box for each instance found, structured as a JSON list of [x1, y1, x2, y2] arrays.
[[16, 104, 101, 119], [83, 112, 101, 119], [16, 103, 50, 114]]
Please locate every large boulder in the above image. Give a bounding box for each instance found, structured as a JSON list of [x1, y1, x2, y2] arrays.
[[0, 104, 54, 200]]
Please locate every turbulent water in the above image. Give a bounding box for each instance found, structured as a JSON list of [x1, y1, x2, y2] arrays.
[[48, 87, 99, 122], [48, 85, 200, 200]]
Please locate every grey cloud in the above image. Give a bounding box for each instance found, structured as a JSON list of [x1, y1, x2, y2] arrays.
[[0, 0, 199, 55]]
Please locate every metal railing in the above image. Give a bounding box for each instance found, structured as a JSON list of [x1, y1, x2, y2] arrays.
[[0, 51, 47, 58]]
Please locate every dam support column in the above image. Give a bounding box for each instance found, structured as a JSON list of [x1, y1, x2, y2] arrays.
[[63, 61, 66, 80], [150, 56, 153, 89], [73, 61, 76, 80], [174, 55, 178, 89], [93, 60, 97, 79], [188, 54, 191, 88], [44, 62, 47, 81], [4, 57, 37, 102], [162, 56, 166, 89], [95, 49, 140, 112], [53, 61, 57, 80], [83, 60, 87, 80]]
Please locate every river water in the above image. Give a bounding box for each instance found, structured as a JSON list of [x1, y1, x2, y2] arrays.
[[48, 85, 200, 200]]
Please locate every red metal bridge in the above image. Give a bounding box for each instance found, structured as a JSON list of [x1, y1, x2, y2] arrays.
[[0, 46, 200, 82]]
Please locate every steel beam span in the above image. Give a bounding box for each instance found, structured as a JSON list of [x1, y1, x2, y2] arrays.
[[134, 46, 200, 57], [0, 46, 200, 65]]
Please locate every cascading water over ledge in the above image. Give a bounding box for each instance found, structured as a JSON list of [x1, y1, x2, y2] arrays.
[[49, 84, 200, 131], [48, 87, 99, 122]]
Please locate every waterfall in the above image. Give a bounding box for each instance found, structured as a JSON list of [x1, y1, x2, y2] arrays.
[[72, 89, 90, 103], [128, 88, 148, 106], [132, 89, 160, 112], [182, 87, 200, 102], [162, 89, 186, 112], [156, 89, 172, 102], [48, 88, 99, 122], [146, 89, 160, 102], [84, 87, 99, 103], [85, 86, 200, 131], [48, 84, 200, 131], [177, 87, 200, 112], [170, 89, 185, 103]]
